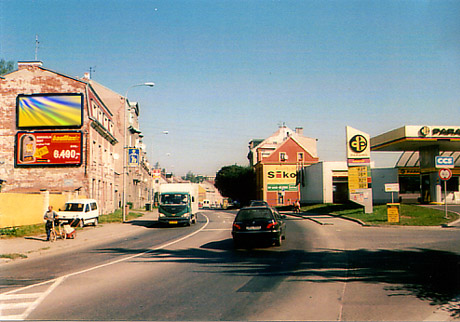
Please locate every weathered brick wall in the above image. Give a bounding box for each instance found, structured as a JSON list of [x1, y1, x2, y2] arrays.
[[0, 65, 98, 207], [0, 64, 153, 220]]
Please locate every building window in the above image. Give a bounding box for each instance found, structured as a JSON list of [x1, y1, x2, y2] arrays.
[[298, 152, 304, 162], [280, 152, 287, 161]]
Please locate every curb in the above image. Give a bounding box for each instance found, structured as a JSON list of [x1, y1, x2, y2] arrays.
[[288, 211, 460, 228], [0, 211, 158, 264], [286, 211, 369, 226]]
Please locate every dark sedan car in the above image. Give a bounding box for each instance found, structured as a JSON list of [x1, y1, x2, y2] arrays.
[[232, 206, 286, 248], [249, 200, 270, 207]]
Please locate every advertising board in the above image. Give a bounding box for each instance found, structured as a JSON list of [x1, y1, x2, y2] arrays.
[[15, 131, 83, 166], [264, 164, 298, 192], [17, 93, 83, 129], [348, 166, 370, 191]]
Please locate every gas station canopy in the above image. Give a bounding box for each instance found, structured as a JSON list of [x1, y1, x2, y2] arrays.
[[371, 125, 460, 152]]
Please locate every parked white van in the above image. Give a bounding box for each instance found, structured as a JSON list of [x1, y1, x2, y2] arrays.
[[58, 199, 99, 227], [202, 199, 210, 209]]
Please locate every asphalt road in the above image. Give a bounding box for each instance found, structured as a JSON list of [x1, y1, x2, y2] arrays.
[[2, 210, 460, 321]]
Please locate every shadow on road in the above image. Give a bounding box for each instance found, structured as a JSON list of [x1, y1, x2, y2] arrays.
[[96, 240, 460, 318]]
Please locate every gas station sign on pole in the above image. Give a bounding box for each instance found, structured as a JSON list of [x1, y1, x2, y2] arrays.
[[346, 126, 373, 213]]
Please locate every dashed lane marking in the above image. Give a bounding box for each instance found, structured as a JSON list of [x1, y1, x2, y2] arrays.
[[0, 214, 210, 321]]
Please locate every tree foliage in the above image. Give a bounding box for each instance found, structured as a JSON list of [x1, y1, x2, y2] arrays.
[[0, 59, 14, 75], [182, 171, 204, 183], [214, 165, 256, 206]]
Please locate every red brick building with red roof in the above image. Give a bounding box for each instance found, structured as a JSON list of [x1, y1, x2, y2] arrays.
[[248, 125, 319, 206]]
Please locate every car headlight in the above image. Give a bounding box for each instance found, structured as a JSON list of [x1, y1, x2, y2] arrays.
[[159, 213, 165, 217]]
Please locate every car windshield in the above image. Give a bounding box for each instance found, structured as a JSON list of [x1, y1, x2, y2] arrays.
[[64, 203, 84, 211], [249, 201, 268, 207], [161, 194, 188, 205], [235, 208, 272, 221]]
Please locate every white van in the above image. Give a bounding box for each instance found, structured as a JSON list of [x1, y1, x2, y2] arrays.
[[202, 199, 210, 209], [58, 199, 99, 227]]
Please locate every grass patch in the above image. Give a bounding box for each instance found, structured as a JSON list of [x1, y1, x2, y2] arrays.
[[0, 224, 45, 239], [1, 209, 145, 239], [97, 209, 144, 224], [0, 253, 27, 260], [301, 203, 459, 226]]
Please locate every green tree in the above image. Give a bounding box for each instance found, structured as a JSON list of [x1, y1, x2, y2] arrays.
[[182, 171, 204, 183], [0, 59, 14, 75], [214, 165, 256, 206]]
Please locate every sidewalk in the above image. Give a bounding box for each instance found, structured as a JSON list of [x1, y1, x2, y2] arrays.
[[0, 210, 158, 264]]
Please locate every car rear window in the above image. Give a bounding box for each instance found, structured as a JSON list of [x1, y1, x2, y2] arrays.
[[235, 208, 272, 221]]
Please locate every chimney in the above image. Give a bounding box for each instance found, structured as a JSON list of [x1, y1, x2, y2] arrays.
[[295, 127, 304, 136], [83, 72, 91, 80], [17, 61, 43, 70]]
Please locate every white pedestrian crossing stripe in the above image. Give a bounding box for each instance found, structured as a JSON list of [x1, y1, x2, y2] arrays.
[[0, 277, 65, 321]]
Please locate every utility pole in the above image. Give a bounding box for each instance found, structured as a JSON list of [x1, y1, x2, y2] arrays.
[[89, 66, 96, 79]]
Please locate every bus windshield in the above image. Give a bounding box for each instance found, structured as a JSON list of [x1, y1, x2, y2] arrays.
[[161, 193, 188, 205]]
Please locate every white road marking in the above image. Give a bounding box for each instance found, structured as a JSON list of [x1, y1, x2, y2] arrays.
[[0, 214, 210, 321]]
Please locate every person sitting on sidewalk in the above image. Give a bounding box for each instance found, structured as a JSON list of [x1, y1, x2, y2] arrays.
[[44, 206, 58, 241]]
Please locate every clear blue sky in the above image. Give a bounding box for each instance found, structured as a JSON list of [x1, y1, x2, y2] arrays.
[[2, 0, 459, 176]]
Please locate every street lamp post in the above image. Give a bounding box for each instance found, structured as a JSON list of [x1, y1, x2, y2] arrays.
[[122, 82, 155, 222]]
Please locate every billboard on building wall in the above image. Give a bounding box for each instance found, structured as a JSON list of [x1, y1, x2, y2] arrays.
[[16, 93, 83, 129], [15, 131, 83, 166], [264, 164, 298, 192]]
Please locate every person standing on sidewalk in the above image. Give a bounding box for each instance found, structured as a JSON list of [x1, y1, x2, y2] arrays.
[[294, 200, 301, 213], [44, 206, 58, 241]]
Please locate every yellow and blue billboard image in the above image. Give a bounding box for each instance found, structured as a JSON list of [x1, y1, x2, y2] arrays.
[[17, 93, 83, 128]]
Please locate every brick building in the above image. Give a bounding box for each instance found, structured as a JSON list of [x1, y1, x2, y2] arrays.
[[88, 80, 153, 210], [248, 125, 319, 206], [0, 61, 152, 216]]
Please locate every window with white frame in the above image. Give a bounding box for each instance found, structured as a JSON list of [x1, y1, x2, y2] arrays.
[[297, 152, 304, 162]]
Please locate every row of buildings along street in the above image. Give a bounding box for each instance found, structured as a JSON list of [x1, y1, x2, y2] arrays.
[[0, 61, 159, 227], [2, 61, 460, 228]]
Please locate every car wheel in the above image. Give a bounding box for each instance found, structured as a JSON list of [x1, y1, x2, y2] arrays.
[[93, 218, 98, 226], [274, 234, 282, 246]]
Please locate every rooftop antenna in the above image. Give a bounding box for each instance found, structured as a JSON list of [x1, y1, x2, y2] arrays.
[[89, 66, 96, 78], [35, 35, 40, 61]]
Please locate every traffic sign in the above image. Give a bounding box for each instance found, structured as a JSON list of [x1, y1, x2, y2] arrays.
[[384, 183, 400, 192], [128, 148, 140, 167], [435, 156, 455, 169], [439, 168, 452, 181]]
